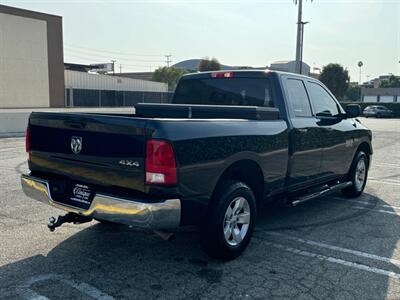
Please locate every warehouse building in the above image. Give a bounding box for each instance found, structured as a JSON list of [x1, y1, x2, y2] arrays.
[[0, 5, 168, 109], [65, 70, 168, 107], [361, 88, 399, 103]]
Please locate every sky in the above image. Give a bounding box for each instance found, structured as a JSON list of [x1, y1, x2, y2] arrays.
[[2, 0, 399, 82]]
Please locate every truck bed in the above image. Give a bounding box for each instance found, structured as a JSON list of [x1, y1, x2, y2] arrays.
[[134, 103, 280, 120]]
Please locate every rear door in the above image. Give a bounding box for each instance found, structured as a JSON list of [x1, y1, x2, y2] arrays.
[[282, 76, 324, 187], [304, 80, 355, 178]]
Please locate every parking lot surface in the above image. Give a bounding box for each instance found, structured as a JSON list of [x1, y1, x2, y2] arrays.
[[0, 117, 399, 299]]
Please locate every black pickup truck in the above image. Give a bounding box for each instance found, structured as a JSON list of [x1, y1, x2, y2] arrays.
[[21, 70, 372, 260]]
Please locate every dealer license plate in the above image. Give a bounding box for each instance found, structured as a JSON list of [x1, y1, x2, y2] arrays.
[[70, 183, 93, 206]]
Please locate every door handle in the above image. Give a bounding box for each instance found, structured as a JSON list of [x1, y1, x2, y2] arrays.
[[298, 128, 308, 133]]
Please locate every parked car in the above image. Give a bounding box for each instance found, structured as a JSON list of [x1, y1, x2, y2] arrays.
[[21, 70, 372, 260], [363, 105, 393, 118]]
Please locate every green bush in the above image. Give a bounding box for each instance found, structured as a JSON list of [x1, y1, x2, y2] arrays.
[[340, 102, 400, 117]]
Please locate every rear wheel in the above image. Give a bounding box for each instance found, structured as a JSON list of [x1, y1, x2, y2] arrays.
[[342, 151, 368, 198], [199, 180, 256, 260]]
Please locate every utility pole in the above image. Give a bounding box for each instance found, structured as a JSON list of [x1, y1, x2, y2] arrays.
[[111, 59, 116, 76], [295, 0, 303, 74], [165, 54, 172, 67], [299, 21, 309, 74], [119, 64, 122, 74], [294, 0, 312, 74]]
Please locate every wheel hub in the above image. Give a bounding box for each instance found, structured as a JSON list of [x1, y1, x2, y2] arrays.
[[354, 158, 366, 191], [223, 196, 251, 246]]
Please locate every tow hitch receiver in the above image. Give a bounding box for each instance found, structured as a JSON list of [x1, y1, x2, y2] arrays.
[[48, 212, 92, 232]]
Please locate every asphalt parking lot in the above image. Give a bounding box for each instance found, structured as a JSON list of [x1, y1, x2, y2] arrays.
[[0, 117, 399, 300]]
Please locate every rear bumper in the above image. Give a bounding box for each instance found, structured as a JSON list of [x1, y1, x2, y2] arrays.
[[21, 174, 181, 229]]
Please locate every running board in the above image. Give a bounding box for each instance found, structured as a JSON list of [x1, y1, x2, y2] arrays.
[[289, 181, 352, 207]]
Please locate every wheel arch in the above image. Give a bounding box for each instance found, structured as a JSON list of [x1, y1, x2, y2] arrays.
[[213, 159, 264, 205], [357, 142, 372, 160]]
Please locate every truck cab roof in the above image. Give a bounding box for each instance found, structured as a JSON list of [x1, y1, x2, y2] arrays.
[[181, 69, 315, 81]]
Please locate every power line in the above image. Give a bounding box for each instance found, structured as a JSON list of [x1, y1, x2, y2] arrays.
[[64, 44, 164, 57], [64, 53, 157, 69], [64, 48, 165, 63]]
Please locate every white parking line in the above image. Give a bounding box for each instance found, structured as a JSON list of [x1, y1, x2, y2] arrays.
[[373, 163, 400, 169], [16, 273, 114, 300], [330, 197, 400, 211], [263, 231, 400, 267], [352, 206, 399, 216], [368, 178, 400, 186], [265, 241, 400, 280]]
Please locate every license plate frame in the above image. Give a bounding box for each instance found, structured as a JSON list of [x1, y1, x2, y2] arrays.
[[69, 183, 94, 209]]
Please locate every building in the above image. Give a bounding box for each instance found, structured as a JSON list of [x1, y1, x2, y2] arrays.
[[118, 72, 154, 82], [360, 75, 399, 102], [269, 60, 310, 76], [0, 5, 170, 108], [0, 4, 64, 108], [64, 70, 168, 107], [361, 88, 399, 103]]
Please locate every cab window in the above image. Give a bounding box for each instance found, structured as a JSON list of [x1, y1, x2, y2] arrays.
[[173, 78, 274, 107], [285, 78, 313, 117], [306, 82, 340, 117]]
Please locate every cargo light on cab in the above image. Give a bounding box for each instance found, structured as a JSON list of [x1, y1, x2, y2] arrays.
[[145, 140, 177, 185], [210, 72, 234, 78]]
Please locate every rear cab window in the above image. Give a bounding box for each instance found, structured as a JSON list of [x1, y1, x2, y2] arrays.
[[173, 76, 274, 107], [284, 78, 313, 117]]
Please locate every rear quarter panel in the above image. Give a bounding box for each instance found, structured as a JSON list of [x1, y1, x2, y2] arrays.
[[147, 119, 289, 223]]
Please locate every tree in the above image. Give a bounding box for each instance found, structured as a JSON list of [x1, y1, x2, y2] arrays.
[[319, 63, 350, 100], [152, 67, 188, 90], [345, 84, 361, 101], [198, 57, 221, 72], [380, 75, 400, 88]]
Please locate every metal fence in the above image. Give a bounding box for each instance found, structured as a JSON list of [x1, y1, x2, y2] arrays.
[[65, 89, 174, 107]]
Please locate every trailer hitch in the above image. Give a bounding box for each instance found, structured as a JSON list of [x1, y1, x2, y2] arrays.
[[48, 212, 92, 232]]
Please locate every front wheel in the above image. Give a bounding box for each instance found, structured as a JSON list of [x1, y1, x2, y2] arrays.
[[342, 151, 369, 198], [199, 181, 256, 260]]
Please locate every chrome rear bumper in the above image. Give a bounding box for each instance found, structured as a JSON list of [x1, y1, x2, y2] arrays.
[[21, 174, 181, 229]]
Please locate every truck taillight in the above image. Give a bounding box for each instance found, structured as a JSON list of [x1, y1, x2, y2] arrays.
[[146, 140, 177, 185], [25, 127, 30, 160]]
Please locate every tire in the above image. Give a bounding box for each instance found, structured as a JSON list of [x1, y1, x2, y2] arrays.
[[199, 180, 257, 260], [342, 151, 369, 198]]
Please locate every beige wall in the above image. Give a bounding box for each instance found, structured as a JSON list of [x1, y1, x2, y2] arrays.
[[0, 13, 50, 108]]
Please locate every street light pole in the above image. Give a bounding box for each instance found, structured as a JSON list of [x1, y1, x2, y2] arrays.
[[358, 61, 363, 85], [299, 21, 309, 75], [294, 0, 312, 74], [295, 0, 303, 74]]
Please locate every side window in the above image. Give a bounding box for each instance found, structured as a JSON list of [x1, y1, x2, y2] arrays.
[[285, 78, 312, 117], [307, 82, 340, 117]]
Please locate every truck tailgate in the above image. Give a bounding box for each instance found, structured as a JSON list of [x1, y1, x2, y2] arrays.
[[28, 112, 148, 197]]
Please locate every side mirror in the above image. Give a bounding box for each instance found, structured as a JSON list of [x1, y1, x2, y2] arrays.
[[345, 104, 361, 118]]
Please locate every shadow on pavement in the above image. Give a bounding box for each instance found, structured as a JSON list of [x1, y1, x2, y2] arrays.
[[0, 192, 398, 299]]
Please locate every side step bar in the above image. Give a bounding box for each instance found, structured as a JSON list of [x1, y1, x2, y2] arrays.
[[289, 181, 352, 207]]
